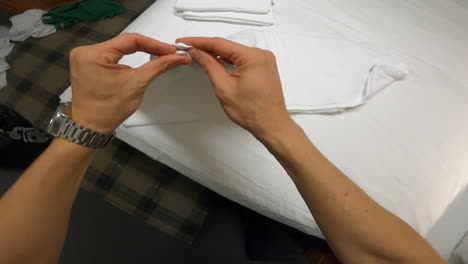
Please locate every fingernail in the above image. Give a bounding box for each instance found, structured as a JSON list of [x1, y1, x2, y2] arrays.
[[175, 50, 192, 60], [172, 43, 193, 50]]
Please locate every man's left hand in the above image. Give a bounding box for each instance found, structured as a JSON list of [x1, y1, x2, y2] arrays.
[[69, 33, 191, 133]]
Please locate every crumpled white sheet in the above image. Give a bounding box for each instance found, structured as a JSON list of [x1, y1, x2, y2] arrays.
[[0, 9, 56, 91], [9, 9, 56, 42], [0, 26, 13, 91]]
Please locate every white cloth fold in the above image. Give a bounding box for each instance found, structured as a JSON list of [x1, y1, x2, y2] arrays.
[[0, 25, 13, 91], [123, 30, 407, 127], [9, 9, 56, 42], [179, 11, 274, 26], [2, 9, 55, 90], [0, 70, 8, 90], [0, 60, 11, 73], [229, 30, 408, 113], [0, 26, 13, 59], [174, 0, 272, 14], [174, 0, 274, 26]]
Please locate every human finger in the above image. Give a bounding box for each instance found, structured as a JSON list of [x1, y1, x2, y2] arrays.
[[176, 37, 251, 65], [188, 48, 234, 89], [136, 54, 191, 83]]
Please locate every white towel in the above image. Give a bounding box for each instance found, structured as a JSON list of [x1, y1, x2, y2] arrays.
[[174, 0, 272, 14], [0, 60, 10, 73], [9, 9, 56, 42], [0, 70, 8, 90], [122, 30, 407, 127], [231, 30, 408, 113], [0, 26, 13, 91], [179, 11, 274, 26], [175, 0, 274, 26], [0, 26, 13, 60]]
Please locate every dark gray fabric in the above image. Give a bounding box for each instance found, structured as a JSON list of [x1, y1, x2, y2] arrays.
[[450, 232, 468, 264]]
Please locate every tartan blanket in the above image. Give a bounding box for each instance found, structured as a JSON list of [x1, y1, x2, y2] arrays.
[[0, 0, 208, 243]]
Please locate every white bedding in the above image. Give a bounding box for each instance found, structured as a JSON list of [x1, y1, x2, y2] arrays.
[[61, 0, 468, 259], [123, 30, 409, 126]]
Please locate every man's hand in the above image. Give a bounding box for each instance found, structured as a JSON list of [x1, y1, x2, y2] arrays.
[[70, 33, 191, 133], [178, 37, 446, 264], [177, 37, 293, 139]]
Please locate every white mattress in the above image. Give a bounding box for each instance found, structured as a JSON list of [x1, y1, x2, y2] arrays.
[[61, 0, 468, 259]]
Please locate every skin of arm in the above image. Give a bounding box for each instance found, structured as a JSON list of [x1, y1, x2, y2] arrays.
[[0, 33, 190, 264], [0, 139, 95, 264], [178, 37, 447, 264]]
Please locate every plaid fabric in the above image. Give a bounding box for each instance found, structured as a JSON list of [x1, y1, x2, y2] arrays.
[[0, 0, 209, 243]]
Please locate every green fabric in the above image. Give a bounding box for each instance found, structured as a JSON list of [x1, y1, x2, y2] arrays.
[[42, 0, 125, 29]]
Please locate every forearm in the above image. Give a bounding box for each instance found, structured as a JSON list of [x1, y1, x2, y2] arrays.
[[257, 120, 445, 264], [0, 138, 95, 264]]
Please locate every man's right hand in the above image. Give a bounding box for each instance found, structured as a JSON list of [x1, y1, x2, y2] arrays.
[[177, 37, 294, 139], [178, 37, 447, 264]]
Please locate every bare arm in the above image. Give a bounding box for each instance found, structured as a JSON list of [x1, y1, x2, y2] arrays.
[[179, 37, 446, 264], [0, 139, 95, 264], [259, 122, 444, 264], [0, 33, 190, 264]]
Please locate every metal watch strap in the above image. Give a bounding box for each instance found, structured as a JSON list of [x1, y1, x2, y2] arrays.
[[56, 118, 114, 148]]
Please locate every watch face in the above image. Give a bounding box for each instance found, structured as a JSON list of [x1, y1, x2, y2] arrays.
[[47, 103, 71, 136]]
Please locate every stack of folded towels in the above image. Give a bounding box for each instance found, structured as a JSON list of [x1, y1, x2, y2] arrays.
[[174, 0, 275, 26]]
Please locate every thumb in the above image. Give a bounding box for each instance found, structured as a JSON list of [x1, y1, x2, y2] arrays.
[[137, 54, 191, 82], [188, 48, 232, 88]]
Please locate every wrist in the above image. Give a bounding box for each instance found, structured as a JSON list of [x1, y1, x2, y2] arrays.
[[253, 117, 301, 147], [50, 137, 97, 155], [70, 110, 115, 134]]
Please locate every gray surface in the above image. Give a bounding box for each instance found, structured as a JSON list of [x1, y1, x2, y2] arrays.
[[0, 168, 308, 264], [450, 230, 468, 264], [0, 168, 249, 264], [64, 190, 248, 264]]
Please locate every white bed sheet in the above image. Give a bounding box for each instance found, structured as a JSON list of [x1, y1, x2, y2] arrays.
[[61, 0, 468, 258]]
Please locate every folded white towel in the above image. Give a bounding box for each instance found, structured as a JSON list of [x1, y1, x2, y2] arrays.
[[179, 11, 274, 26], [175, 0, 274, 26], [174, 0, 272, 14], [9, 9, 56, 42], [122, 30, 407, 127]]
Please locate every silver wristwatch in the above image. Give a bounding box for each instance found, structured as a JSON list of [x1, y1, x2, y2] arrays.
[[47, 102, 114, 148]]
